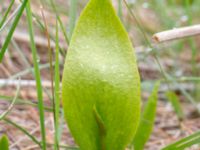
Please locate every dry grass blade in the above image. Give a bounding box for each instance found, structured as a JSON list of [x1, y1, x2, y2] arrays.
[[40, 4, 59, 150], [0, 78, 21, 120]]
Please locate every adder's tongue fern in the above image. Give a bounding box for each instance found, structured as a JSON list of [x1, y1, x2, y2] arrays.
[[62, 0, 141, 150]]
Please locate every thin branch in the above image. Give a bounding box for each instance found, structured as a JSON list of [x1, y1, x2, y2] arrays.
[[153, 24, 200, 43]]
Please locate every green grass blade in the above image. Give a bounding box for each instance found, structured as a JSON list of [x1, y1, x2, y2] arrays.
[[123, 0, 151, 46], [54, 19, 60, 150], [118, 0, 123, 20], [166, 91, 184, 121], [0, 135, 9, 150], [26, 1, 46, 150], [184, 0, 199, 99], [162, 131, 200, 150], [69, 0, 78, 40], [0, 0, 28, 62], [46, 143, 79, 149], [0, 5, 21, 33], [184, 0, 197, 74], [133, 82, 160, 150], [3, 118, 41, 148], [58, 16, 70, 45], [49, 0, 69, 45], [31, 13, 66, 55], [0, 0, 15, 28]]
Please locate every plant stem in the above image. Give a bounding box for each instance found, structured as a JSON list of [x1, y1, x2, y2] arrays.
[[26, 1, 46, 149], [49, 0, 69, 45], [118, 0, 123, 21], [3, 118, 42, 148], [54, 18, 61, 150], [69, 0, 78, 40], [0, 0, 15, 28], [0, 0, 28, 62]]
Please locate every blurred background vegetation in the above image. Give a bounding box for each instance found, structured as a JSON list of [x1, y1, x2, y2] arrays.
[[0, 0, 200, 149]]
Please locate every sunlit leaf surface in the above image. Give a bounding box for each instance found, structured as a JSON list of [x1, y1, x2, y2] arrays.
[[62, 0, 141, 150]]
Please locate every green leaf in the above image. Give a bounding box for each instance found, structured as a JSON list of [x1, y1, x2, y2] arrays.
[[0, 135, 9, 150], [166, 91, 184, 121], [162, 131, 200, 150], [133, 82, 160, 150], [62, 0, 141, 150]]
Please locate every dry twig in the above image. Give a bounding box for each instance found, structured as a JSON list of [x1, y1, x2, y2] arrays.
[[153, 24, 200, 43]]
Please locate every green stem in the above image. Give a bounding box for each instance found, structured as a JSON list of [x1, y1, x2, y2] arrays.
[[0, 0, 15, 28], [48, 0, 69, 44], [3, 118, 42, 148], [118, 0, 123, 21], [69, 0, 78, 40], [26, 1, 46, 149], [54, 19, 61, 150], [0, 0, 28, 62]]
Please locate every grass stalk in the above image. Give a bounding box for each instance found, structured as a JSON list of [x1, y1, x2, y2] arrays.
[[162, 130, 200, 150], [184, 0, 197, 74], [3, 118, 42, 148], [118, 0, 123, 21], [0, 0, 15, 28], [49, 0, 69, 45], [40, 5, 59, 150], [184, 0, 199, 99], [69, 0, 78, 40], [0, 5, 21, 33], [26, 1, 46, 149], [0, 0, 28, 62], [54, 19, 61, 150], [31, 13, 66, 56]]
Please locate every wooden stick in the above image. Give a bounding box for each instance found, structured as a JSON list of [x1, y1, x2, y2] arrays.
[[152, 24, 200, 43]]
